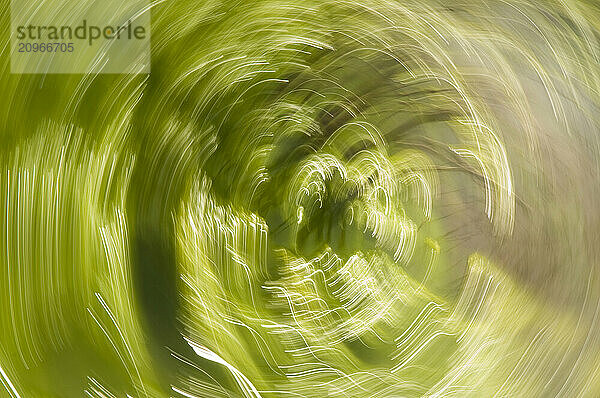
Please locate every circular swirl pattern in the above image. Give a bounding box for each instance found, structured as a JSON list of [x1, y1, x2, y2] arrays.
[[1, 1, 600, 397]]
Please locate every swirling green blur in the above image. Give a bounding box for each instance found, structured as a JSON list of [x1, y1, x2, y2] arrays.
[[2, 0, 600, 397]]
